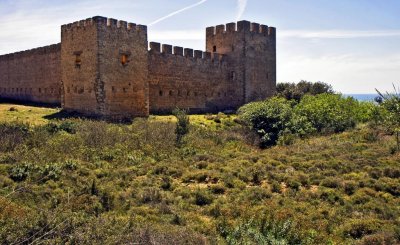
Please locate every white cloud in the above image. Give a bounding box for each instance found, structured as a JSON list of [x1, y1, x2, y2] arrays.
[[236, 0, 248, 21], [148, 0, 208, 26], [279, 29, 400, 39]]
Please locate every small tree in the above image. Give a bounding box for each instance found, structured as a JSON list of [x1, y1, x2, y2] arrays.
[[173, 108, 189, 146], [376, 84, 400, 150], [276, 80, 334, 102]]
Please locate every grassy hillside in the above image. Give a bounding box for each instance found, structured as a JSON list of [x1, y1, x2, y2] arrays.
[[0, 104, 399, 244]]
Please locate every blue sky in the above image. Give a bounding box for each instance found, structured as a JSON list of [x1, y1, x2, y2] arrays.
[[0, 0, 399, 93]]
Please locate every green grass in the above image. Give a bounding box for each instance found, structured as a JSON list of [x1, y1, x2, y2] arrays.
[[0, 104, 60, 125], [0, 103, 399, 244]]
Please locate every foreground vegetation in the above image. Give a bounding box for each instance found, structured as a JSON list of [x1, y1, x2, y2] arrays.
[[0, 88, 400, 244]]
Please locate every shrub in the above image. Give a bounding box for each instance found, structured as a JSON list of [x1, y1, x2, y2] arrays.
[[237, 97, 294, 147], [320, 177, 341, 189], [9, 163, 32, 182], [40, 163, 62, 181], [173, 108, 190, 146], [276, 80, 334, 102], [359, 232, 398, 245], [160, 176, 172, 190], [342, 219, 382, 239], [139, 187, 162, 204], [376, 85, 400, 150], [63, 159, 78, 170], [210, 184, 226, 195], [217, 216, 305, 244], [343, 180, 357, 195], [294, 94, 359, 133], [194, 189, 213, 206], [245, 187, 272, 202], [271, 181, 282, 193], [9, 106, 18, 112], [44, 121, 77, 134], [0, 122, 30, 152]]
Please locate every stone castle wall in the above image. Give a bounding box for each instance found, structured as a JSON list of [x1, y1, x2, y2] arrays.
[[0, 16, 276, 118], [148, 42, 243, 114], [0, 44, 61, 105]]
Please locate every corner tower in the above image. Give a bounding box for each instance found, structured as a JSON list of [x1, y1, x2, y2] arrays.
[[61, 16, 149, 119], [206, 21, 276, 103]]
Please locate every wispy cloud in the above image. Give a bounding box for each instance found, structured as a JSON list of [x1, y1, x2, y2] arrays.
[[279, 30, 400, 39], [236, 0, 248, 21], [148, 0, 208, 26], [148, 29, 400, 44]]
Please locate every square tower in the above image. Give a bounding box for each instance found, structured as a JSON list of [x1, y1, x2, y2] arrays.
[[206, 21, 276, 103], [61, 16, 149, 120]]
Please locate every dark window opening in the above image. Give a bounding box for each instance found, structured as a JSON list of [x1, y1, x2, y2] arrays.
[[194, 92, 198, 96], [123, 88, 127, 93], [231, 71, 236, 81], [74, 51, 82, 68], [187, 91, 190, 96], [38, 88, 41, 93], [112, 86, 116, 93], [232, 45, 235, 51], [213, 46, 217, 52], [169, 90, 173, 96], [159, 90, 163, 96], [178, 90, 181, 96]]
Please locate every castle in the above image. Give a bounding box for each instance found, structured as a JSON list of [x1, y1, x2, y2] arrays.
[[0, 16, 276, 119]]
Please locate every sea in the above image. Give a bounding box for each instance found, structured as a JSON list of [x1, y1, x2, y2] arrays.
[[344, 94, 379, 102]]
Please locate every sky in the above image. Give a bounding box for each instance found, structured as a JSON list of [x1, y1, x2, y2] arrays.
[[0, 0, 399, 93]]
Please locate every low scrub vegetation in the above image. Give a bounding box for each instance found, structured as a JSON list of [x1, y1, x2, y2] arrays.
[[238, 93, 376, 147], [0, 83, 399, 244]]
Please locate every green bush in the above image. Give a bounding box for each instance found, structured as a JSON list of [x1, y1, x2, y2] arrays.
[[44, 121, 77, 134], [294, 94, 359, 133], [173, 108, 190, 146], [238, 97, 295, 147], [217, 216, 306, 244], [9, 163, 32, 182], [40, 163, 62, 181], [276, 80, 334, 102], [194, 189, 213, 206], [342, 219, 382, 239], [376, 86, 400, 150], [0, 122, 30, 152], [320, 177, 341, 189]]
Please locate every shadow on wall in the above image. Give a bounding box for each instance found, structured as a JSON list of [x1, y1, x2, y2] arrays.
[[43, 110, 135, 124], [0, 98, 61, 108]]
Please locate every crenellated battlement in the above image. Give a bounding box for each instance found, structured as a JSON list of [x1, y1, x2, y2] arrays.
[[206, 20, 275, 37], [61, 16, 147, 33], [0, 43, 60, 61], [149, 42, 226, 64]]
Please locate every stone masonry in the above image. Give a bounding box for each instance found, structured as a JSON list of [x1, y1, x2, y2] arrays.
[[0, 16, 276, 119]]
